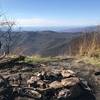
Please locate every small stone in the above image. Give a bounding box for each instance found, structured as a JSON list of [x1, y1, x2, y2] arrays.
[[27, 76, 40, 87], [61, 77, 80, 87], [61, 70, 76, 78], [30, 90, 41, 98], [57, 89, 71, 99], [49, 81, 62, 89]]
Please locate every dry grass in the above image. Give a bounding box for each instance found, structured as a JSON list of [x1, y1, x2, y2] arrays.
[[77, 55, 100, 67], [78, 33, 98, 57]]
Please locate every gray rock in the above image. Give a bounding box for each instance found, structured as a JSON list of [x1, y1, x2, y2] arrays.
[[0, 75, 13, 100], [27, 69, 96, 100]]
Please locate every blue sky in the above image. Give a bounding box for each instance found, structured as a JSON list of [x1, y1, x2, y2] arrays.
[[0, 0, 100, 26]]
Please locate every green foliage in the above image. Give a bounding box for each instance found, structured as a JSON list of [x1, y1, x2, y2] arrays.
[[24, 55, 58, 63]]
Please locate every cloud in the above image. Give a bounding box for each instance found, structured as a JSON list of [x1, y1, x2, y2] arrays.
[[16, 18, 61, 26], [16, 18, 100, 26]]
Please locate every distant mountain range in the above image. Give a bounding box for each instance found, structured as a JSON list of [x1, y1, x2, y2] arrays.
[[10, 31, 81, 56], [1, 25, 100, 56], [15, 25, 100, 32]]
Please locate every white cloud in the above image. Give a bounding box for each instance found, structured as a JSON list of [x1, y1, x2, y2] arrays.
[[16, 18, 64, 26], [16, 18, 100, 26]]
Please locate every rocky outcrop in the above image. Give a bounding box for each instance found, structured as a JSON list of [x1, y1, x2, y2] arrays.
[[0, 69, 96, 100], [27, 69, 96, 100]]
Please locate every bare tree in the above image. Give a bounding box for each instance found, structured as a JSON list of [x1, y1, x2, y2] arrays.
[[0, 15, 15, 55]]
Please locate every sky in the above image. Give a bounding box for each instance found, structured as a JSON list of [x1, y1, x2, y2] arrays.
[[0, 0, 100, 27]]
